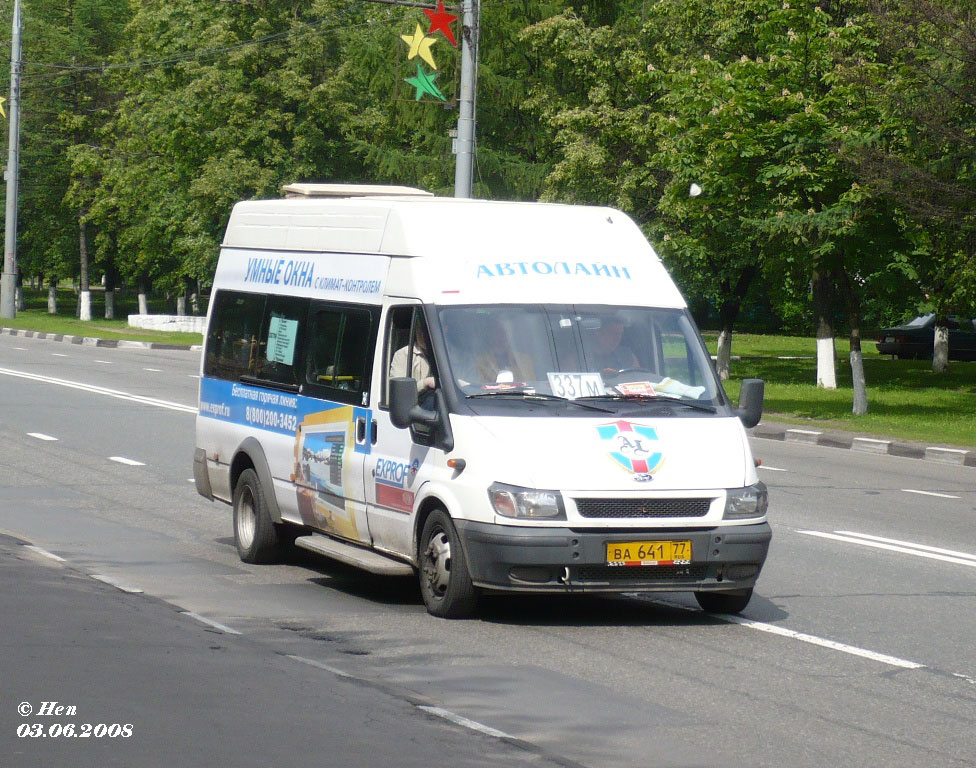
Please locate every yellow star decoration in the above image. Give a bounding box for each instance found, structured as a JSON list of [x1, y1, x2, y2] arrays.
[[0, 96, 6, 119], [400, 24, 438, 70]]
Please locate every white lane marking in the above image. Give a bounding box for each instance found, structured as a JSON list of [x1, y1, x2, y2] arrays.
[[656, 598, 924, 670], [90, 574, 144, 593], [143, 367, 162, 372], [417, 706, 513, 739], [27, 432, 58, 441], [95, 360, 112, 365], [52, 353, 68, 357], [0, 366, 197, 413], [109, 456, 146, 466], [23, 545, 66, 562], [902, 489, 961, 500], [14, 346, 27, 350], [835, 531, 976, 563], [799, 529, 976, 568], [180, 612, 241, 635], [188, 374, 201, 379], [287, 655, 354, 679], [723, 615, 925, 669], [758, 465, 788, 472]]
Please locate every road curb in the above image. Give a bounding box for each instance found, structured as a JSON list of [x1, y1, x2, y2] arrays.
[[750, 422, 976, 468], [1, 325, 202, 351]]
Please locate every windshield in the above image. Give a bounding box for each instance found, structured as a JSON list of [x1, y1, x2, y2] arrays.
[[436, 304, 722, 406]]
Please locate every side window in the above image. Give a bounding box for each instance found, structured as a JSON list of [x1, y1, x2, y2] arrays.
[[304, 303, 376, 405], [383, 306, 435, 405], [255, 295, 307, 387], [204, 290, 266, 381]]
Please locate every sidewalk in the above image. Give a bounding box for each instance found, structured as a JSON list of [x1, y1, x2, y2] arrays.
[[751, 419, 976, 468], [0, 325, 201, 351]]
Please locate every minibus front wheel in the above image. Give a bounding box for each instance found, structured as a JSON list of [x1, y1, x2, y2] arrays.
[[419, 509, 478, 619], [233, 468, 284, 564]]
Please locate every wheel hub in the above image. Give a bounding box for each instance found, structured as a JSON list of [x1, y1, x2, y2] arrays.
[[423, 531, 451, 597]]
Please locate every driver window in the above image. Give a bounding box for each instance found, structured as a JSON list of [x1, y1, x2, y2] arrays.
[[383, 307, 437, 403]]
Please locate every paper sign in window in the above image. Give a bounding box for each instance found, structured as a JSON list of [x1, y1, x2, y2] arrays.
[[266, 316, 298, 365]]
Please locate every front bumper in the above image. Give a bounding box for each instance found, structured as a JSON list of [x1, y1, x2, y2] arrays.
[[454, 520, 771, 593]]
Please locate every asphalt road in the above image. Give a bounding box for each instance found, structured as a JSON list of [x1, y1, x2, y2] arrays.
[[1, 334, 974, 767]]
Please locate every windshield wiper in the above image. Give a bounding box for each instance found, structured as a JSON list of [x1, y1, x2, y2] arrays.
[[576, 393, 716, 413], [467, 390, 613, 413]]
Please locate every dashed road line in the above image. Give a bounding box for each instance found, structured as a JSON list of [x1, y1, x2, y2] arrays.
[[90, 574, 144, 593], [287, 655, 354, 678], [109, 456, 146, 466], [758, 465, 789, 472], [902, 489, 961, 499], [26, 432, 58, 441], [143, 367, 162, 372], [417, 706, 513, 739], [23, 545, 66, 562], [180, 612, 241, 635], [52, 353, 68, 357]]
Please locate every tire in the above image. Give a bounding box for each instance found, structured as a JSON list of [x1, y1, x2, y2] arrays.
[[695, 588, 753, 614], [233, 468, 284, 564], [419, 509, 478, 619]]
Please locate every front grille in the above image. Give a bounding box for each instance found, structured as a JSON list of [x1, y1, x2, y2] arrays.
[[576, 564, 707, 582], [574, 498, 712, 519]]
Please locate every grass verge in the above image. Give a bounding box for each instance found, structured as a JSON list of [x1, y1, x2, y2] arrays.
[[705, 333, 976, 449]]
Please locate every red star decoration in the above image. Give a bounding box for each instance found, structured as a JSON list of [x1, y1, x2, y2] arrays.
[[424, 1, 458, 47]]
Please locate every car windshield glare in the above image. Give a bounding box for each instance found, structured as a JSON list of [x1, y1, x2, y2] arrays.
[[437, 304, 721, 405]]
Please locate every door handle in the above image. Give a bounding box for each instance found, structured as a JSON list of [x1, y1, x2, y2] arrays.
[[370, 419, 378, 445], [356, 417, 367, 444]]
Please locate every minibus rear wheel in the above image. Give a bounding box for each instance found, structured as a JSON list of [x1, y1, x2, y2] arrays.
[[695, 588, 752, 614], [233, 468, 283, 564], [419, 509, 478, 619]]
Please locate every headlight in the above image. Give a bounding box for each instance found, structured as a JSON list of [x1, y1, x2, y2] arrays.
[[723, 482, 768, 520], [488, 482, 566, 520]]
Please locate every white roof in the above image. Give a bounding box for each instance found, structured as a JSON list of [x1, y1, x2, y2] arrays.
[[221, 195, 686, 308]]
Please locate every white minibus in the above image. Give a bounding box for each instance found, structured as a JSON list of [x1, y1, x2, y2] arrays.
[[194, 184, 771, 618]]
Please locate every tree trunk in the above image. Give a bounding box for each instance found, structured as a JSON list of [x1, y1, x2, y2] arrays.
[[812, 270, 837, 389], [104, 267, 115, 320], [190, 280, 201, 314], [932, 324, 949, 372], [714, 266, 756, 381], [79, 216, 91, 321], [138, 276, 149, 315], [47, 278, 57, 314], [838, 266, 868, 414]]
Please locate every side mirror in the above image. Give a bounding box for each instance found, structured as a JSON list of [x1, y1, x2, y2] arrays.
[[389, 377, 418, 429], [388, 377, 454, 452], [735, 378, 764, 429]]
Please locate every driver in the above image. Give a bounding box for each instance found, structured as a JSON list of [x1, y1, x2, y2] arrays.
[[590, 315, 639, 374]]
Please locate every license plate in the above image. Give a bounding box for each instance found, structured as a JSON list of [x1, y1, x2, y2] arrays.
[[606, 540, 692, 566], [546, 372, 605, 399]]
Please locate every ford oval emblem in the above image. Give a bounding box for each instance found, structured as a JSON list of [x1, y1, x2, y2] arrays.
[[633, 473, 654, 483]]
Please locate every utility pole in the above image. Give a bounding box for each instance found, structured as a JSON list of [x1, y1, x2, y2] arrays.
[[453, 0, 478, 198], [1, 0, 22, 319]]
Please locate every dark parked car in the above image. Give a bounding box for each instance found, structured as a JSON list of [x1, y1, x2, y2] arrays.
[[876, 314, 976, 360]]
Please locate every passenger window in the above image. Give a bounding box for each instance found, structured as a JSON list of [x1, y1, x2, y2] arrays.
[[255, 295, 306, 387], [304, 304, 375, 405], [204, 290, 266, 380]]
